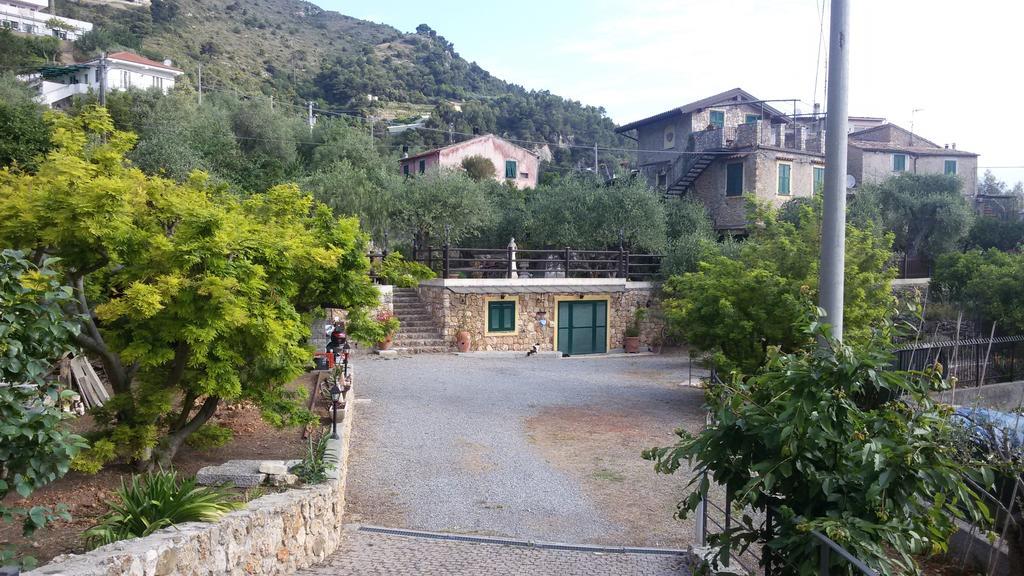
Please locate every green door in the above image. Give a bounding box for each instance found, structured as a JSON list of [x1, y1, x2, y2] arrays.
[[557, 300, 607, 355]]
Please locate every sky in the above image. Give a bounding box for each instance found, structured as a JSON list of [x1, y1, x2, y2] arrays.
[[323, 0, 1024, 185]]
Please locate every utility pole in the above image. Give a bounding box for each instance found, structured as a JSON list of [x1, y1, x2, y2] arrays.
[[448, 122, 454, 144], [819, 0, 850, 341], [269, 95, 274, 111], [197, 64, 202, 105], [593, 143, 599, 174], [307, 101, 314, 134], [368, 116, 375, 150], [98, 52, 108, 107]]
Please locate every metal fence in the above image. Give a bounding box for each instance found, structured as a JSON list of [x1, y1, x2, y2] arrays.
[[410, 245, 664, 280], [895, 335, 1024, 387], [893, 254, 931, 279]]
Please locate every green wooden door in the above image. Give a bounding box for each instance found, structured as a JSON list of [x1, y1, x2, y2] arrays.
[[557, 300, 607, 355]]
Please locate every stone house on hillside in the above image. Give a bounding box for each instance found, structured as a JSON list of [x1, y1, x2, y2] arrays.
[[616, 87, 826, 233], [847, 123, 978, 196], [398, 134, 540, 189], [1, 0, 92, 40]]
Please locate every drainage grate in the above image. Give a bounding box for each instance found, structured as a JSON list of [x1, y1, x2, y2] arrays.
[[356, 525, 688, 556]]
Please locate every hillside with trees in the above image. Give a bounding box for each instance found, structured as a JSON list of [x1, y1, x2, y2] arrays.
[[47, 0, 627, 170]]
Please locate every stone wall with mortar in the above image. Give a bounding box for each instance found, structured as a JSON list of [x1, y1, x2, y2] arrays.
[[27, 384, 357, 576], [374, 284, 394, 317], [416, 281, 663, 352]]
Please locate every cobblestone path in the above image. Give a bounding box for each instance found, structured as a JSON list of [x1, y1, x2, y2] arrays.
[[299, 526, 693, 576]]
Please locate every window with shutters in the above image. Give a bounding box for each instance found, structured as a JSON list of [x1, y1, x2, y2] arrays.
[[709, 110, 725, 128], [944, 160, 957, 175], [418, 159, 426, 174], [893, 154, 907, 172], [487, 300, 516, 333], [403, 164, 409, 176], [745, 114, 761, 124], [505, 160, 518, 179], [777, 163, 792, 195], [813, 166, 825, 194], [726, 162, 743, 196]]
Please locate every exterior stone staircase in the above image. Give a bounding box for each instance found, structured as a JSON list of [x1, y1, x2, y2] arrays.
[[391, 288, 450, 353]]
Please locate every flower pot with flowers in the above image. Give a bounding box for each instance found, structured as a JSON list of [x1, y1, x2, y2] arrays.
[[375, 311, 400, 350], [624, 308, 646, 353]]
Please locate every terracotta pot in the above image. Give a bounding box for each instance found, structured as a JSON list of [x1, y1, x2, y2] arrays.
[[377, 334, 393, 350], [455, 330, 471, 353], [624, 336, 641, 353]]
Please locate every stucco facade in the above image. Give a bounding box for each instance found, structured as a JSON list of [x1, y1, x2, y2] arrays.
[[399, 134, 540, 189], [29, 51, 183, 108], [848, 124, 978, 196], [415, 279, 663, 353]]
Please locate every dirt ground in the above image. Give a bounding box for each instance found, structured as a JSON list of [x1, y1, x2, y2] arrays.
[[0, 372, 323, 565]]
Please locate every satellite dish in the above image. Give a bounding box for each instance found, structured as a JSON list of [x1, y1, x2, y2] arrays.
[[846, 174, 857, 189]]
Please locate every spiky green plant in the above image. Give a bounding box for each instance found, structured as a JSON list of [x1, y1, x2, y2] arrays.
[[84, 470, 242, 548]]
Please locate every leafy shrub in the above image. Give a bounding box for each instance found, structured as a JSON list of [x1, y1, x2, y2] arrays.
[[932, 249, 1024, 332], [644, 324, 991, 575], [461, 155, 496, 182], [71, 438, 117, 474], [377, 252, 435, 287], [184, 423, 234, 450], [0, 250, 86, 566], [291, 430, 331, 484], [964, 217, 1024, 252], [662, 201, 894, 374], [84, 470, 241, 548]]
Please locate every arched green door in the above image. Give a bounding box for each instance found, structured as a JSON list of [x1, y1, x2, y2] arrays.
[[557, 300, 607, 355]]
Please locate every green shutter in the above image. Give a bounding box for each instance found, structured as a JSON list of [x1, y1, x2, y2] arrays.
[[945, 160, 957, 175], [745, 114, 761, 124], [778, 164, 791, 195], [813, 167, 825, 194], [418, 159, 426, 174], [893, 154, 906, 172], [710, 111, 725, 127], [505, 160, 517, 179], [487, 301, 515, 332], [726, 163, 743, 196]]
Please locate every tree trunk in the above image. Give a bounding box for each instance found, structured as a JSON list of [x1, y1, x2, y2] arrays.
[[144, 396, 220, 471]]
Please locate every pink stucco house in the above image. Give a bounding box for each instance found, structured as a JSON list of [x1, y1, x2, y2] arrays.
[[399, 134, 540, 189]]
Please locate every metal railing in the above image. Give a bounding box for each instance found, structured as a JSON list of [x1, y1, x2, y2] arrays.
[[693, 482, 879, 576], [410, 245, 664, 280], [895, 335, 1024, 388]]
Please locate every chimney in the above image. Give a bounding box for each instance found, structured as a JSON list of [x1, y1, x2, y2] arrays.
[[794, 125, 808, 151], [944, 144, 949, 149], [49, 0, 55, 14], [952, 143, 957, 150], [813, 103, 821, 117]]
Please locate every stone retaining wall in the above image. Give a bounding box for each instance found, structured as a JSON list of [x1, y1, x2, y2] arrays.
[[28, 383, 356, 576]]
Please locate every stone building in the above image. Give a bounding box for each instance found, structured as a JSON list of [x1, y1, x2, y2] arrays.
[[411, 278, 663, 355], [616, 88, 825, 234], [398, 134, 540, 189], [847, 123, 979, 196]]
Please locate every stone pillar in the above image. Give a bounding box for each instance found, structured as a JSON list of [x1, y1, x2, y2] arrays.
[[772, 123, 786, 148], [794, 126, 808, 150]]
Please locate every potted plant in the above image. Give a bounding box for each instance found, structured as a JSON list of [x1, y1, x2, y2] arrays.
[[455, 324, 472, 353], [375, 311, 399, 350], [624, 308, 646, 353]]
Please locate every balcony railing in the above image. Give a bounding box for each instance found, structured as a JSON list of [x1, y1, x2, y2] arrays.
[[396, 245, 664, 281]]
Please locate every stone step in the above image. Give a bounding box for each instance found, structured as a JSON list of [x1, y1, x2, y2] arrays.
[[393, 346, 451, 354], [396, 331, 443, 339], [396, 319, 437, 326], [395, 315, 434, 322], [393, 334, 446, 342]]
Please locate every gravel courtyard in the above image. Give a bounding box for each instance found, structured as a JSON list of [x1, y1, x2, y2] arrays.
[[343, 352, 708, 548]]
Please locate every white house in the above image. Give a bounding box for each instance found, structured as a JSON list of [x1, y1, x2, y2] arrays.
[[29, 51, 184, 108], [0, 0, 93, 40]]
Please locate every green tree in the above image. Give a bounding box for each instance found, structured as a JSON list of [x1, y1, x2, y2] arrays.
[[460, 155, 496, 182], [528, 174, 667, 252], [663, 196, 726, 276], [663, 200, 894, 374], [0, 75, 52, 171], [0, 250, 88, 567], [964, 216, 1024, 252], [0, 107, 380, 469], [0, 30, 60, 73], [393, 170, 497, 246], [849, 173, 973, 261], [644, 326, 990, 576], [932, 249, 1024, 333]]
